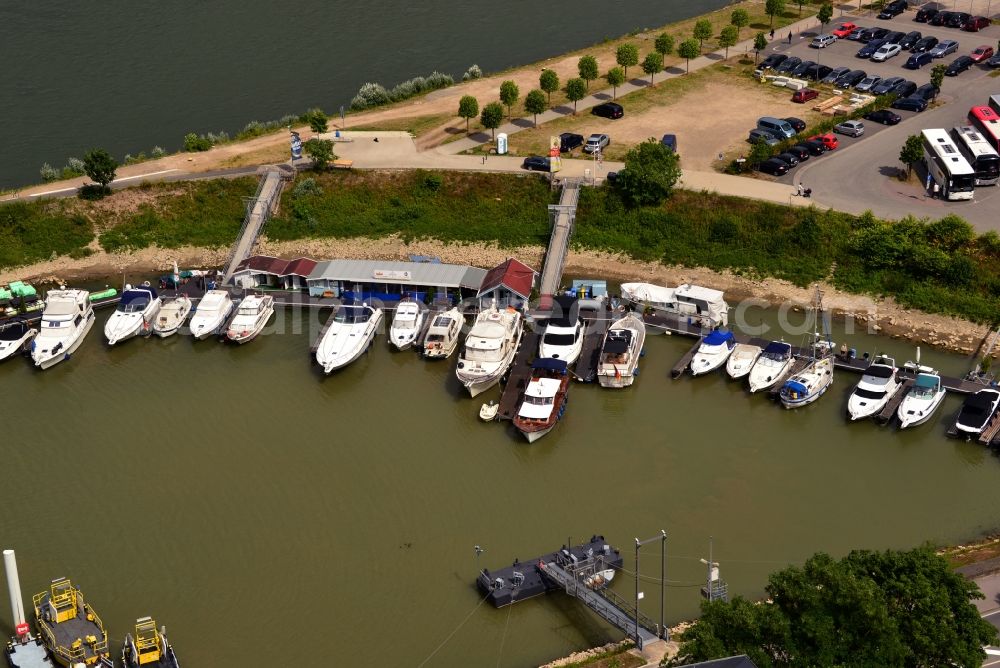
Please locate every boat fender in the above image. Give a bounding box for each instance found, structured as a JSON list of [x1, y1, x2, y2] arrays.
[[640, 349, 646, 357], [457, 362, 464, 369], [634, 367, 640, 376]]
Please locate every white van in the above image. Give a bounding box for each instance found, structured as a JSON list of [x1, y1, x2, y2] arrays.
[[757, 116, 796, 139]]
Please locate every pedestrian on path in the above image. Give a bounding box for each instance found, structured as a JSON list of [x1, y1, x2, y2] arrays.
[[769, 28, 775, 39], [788, 32, 792, 44]]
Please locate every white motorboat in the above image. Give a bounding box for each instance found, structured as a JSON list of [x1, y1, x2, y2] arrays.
[[538, 314, 584, 366], [846, 356, 900, 421], [954, 389, 1000, 437], [621, 282, 729, 329], [779, 355, 834, 409], [747, 341, 794, 393], [690, 330, 736, 376], [726, 343, 761, 380], [104, 285, 161, 345], [153, 296, 193, 338], [389, 301, 426, 351], [226, 294, 274, 344], [596, 313, 646, 388], [188, 290, 234, 340], [455, 303, 523, 397], [897, 372, 946, 429], [0, 322, 36, 362], [584, 569, 616, 589], [423, 308, 463, 359], [30, 289, 96, 370], [512, 359, 570, 443], [314, 303, 383, 374]]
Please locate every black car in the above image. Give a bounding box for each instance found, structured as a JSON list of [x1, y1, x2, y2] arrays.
[[891, 95, 929, 112], [835, 69, 867, 88], [760, 53, 788, 69], [822, 66, 851, 84], [989, 52, 1000, 68], [786, 145, 811, 161], [871, 76, 905, 94], [774, 152, 800, 167], [783, 116, 807, 133], [559, 133, 584, 153], [776, 56, 802, 73], [858, 27, 889, 42], [592, 102, 623, 119], [913, 83, 939, 100], [802, 63, 833, 81], [930, 11, 955, 26], [522, 156, 551, 171], [660, 134, 677, 151], [892, 79, 918, 97], [801, 139, 828, 154], [898, 31, 922, 50], [915, 6, 939, 22], [947, 12, 971, 28], [857, 38, 887, 58], [865, 109, 902, 125], [758, 158, 789, 175], [910, 35, 938, 52], [791, 60, 817, 77], [945, 55, 975, 76], [882, 31, 906, 44], [878, 5, 904, 19]]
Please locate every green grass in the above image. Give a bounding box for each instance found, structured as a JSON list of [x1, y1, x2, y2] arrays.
[[0, 200, 95, 269], [349, 113, 454, 136]]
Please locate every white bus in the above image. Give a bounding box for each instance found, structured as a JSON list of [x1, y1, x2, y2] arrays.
[[921, 129, 975, 201], [951, 125, 1000, 186]]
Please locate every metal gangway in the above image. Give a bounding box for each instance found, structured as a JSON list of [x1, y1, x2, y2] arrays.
[[221, 168, 287, 284], [538, 179, 580, 310], [538, 551, 660, 650]]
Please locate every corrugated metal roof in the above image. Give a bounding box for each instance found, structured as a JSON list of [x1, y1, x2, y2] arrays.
[[307, 259, 486, 289]]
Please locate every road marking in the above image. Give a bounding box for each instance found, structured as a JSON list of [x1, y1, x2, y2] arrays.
[[28, 169, 182, 197]]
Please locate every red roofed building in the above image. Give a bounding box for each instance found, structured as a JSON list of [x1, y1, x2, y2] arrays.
[[233, 255, 317, 290], [476, 258, 536, 309]]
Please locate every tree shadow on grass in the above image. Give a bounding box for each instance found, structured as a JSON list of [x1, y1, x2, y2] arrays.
[[665, 66, 686, 75], [445, 127, 464, 136], [77, 184, 109, 200], [510, 118, 534, 129]]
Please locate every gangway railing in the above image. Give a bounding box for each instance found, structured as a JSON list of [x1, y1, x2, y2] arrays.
[[538, 179, 581, 309], [222, 169, 285, 283]]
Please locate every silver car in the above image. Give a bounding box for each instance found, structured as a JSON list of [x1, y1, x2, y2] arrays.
[[930, 40, 959, 58], [855, 75, 882, 92], [871, 43, 902, 62], [583, 133, 610, 154], [833, 120, 865, 137]]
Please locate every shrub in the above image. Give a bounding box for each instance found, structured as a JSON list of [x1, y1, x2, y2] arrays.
[[425, 71, 454, 89], [150, 146, 165, 158], [183, 133, 213, 152], [292, 177, 323, 198], [350, 82, 392, 110], [463, 64, 483, 81], [66, 157, 85, 174], [39, 163, 59, 182]]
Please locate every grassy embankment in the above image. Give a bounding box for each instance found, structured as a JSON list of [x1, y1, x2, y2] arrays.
[[4, 170, 1000, 324]]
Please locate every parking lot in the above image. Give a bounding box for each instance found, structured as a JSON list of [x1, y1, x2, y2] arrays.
[[752, 7, 1000, 229]]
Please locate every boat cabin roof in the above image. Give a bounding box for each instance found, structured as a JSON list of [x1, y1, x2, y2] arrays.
[[967, 390, 1000, 409], [865, 365, 895, 379], [0, 322, 31, 340], [703, 330, 734, 345], [675, 283, 725, 304], [914, 373, 940, 389], [532, 358, 568, 372], [199, 291, 230, 309], [763, 341, 791, 355], [121, 287, 157, 304], [430, 314, 455, 329], [525, 377, 562, 397], [469, 321, 506, 340], [604, 330, 632, 354], [334, 305, 373, 323]]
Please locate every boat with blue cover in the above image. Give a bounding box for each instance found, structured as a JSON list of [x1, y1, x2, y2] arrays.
[[690, 330, 736, 376], [104, 285, 161, 345], [513, 358, 570, 442], [747, 341, 794, 393]]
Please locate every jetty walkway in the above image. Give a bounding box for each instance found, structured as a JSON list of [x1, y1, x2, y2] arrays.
[[538, 180, 580, 310], [221, 167, 290, 284]]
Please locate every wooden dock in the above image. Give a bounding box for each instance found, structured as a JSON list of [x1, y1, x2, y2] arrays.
[[670, 337, 703, 379], [497, 332, 540, 421], [874, 378, 913, 426], [978, 405, 1000, 445], [574, 311, 611, 382]]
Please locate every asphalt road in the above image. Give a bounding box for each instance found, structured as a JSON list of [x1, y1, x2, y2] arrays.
[[757, 10, 1000, 229]]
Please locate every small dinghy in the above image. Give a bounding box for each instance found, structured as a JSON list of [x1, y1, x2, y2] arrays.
[[584, 569, 616, 589], [479, 401, 499, 422]]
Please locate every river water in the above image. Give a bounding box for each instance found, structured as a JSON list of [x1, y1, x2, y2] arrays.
[[0, 0, 734, 189], [2, 288, 1000, 667]]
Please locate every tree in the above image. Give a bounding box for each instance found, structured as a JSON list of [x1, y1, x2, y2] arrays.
[[82, 149, 117, 192], [539, 69, 560, 104], [899, 134, 924, 178], [642, 52, 664, 84], [578, 55, 599, 90], [718, 25, 739, 59], [671, 548, 997, 668], [693, 19, 714, 52], [677, 39, 700, 74], [616, 43, 639, 80], [930, 64, 947, 91], [307, 109, 328, 134], [765, 0, 786, 27], [499, 80, 520, 119], [523, 89, 547, 127], [614, 139, 682, 206], [479, 102, 504, 138], [564, 78, 587, 113], [748, 137, 773, 167], [730, 7, 750, 37], [654, 33, 675, 57], [458, 95, 479, 134], [817, 2, 834, 34], [303, 138, 335, 170], [798, 0, 805, 15], [753, 32, 768, 64], [604, 68, 625, 99]]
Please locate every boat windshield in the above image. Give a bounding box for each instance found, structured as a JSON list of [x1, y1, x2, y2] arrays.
[[544, 333, 576, 346], [0, 325, 28, 341], [426, 334, 444, 343], [334, 307, 371, 324], [911, 385, 935, 399], [463, 347, 501, 362], [854, 388, 886, 400], [394, 319, 417, 331], [524, 395, 553, 406], [238, 305, 260, 316]]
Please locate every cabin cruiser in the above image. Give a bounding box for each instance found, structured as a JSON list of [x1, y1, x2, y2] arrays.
[[621, 282, 728, 329], [226, 294, 274, 344], [747, 341, 794, 393], [30, 289, 95, 370], [423, 308, 463, 359], [779, 354, 834, 409], [32, 578, 112, 667], [690, 330, 736, 376], [726, 343, 761, 380], [954, 389, 1000, 437], [389, 301, 426, 351], [455, 303, 523, 397], [847, 356, 900, 421], [121, 617, 180, 668], [153, 296, 193, 338], [513, 358, 571, 443], [538, 298, 584, 365], [0, 322, 36, 362], [104, 285, 161, 345], [897, 372, 946, 429], [188, 290, 234, 339], [596, 313, 645, 388], [314, 303, 383, 374]]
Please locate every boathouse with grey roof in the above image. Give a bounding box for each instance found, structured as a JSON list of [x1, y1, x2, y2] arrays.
[[305, 259, 487, 302]]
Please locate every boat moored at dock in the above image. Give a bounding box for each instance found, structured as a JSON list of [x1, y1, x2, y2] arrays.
[[104, 285, 161, 346], [226, 294, 274, 344], [954, 389, 1000, 437], [779, 355, 834, 409], [30, 289, 95, 370], [422, 308, 463, 359], [0, 322, 36, 363], [188, 290, 234, 340], [621, 282, 728, 329], [538, 297, 584, 366], [596, 313, 645, 388], [748, 341, 793, 393], [898, 372, 946, 429], [455, 303, 523, 397], [690, 330, 736, 376], [32, 578, 111, 667], [314, 303, 383, 374], [847, 356, 900, 421], [726, 343, 761, 380], [513, 358, 570, 442], [153, 296, 193, 338], [388, 300, 426, 351], [121, 617, 179, 668]]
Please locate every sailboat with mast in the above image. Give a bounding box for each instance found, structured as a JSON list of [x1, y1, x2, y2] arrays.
[[779, 287, 836, 409]]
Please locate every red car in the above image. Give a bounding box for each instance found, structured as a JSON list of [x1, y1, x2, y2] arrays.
[[971, 45, 995, 63], [831, 22, 857, 38], [809, 133, 839, 150], [964, 16, 991, 32], [792, 88, 819, 103]]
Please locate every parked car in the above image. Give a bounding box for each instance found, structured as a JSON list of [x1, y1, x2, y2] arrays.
[[783, 117, 807, 133], [803, 64, 833, 81], [947, 12, 971, 29], [915, 6, 939, 22], [964, 16, 991, 32], [606, 171, 618, 184], [858, 27, 889, 42], [758, 116, 796, 138], [522, 156, 551, 171], [872, 44, 903, 61], [583, 133, 610, 153], [661, 134, 677, 151], [871, 76, 905, 94], [855, 75, 882, 92], [857, 39, 887, 58], [758, 158, 789, 176], [970, 45, 995, 63], [834, 120, 865, 137], [913, 83, 939, 101], [760, 53, 788, 69], [930, 40, 960, 58], [864, 109, 902, 125], [835, 69, 867, 87], [930, 11, 956, 26], [811, 34, 838, 48], [878, 0, 908, 19], [898, 31, 922, 50], [882, 31, 906, 44], [892, 79, 918, 97], [791, 60, 817, 77], [847, 26, 868, 41], [559, 133, 584, 153], [592, 102, 623, 119], [832, 22, 857, 38], [792, 88, 819, 103], [774, 152, 800, 166], [822, 66, 851, 84], [910, 35, 939, 53], [776, 56, 803, 73], [945, 55, 975, 75], [798, 139, 827, 155], [748, 129, 781, 146], [786, 145, 811, 161], [989, 52, 1000, 68], [892, 95, 929, 112], [904, 52, 934, 69], [809, 133, 839, 150]]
